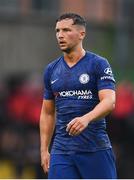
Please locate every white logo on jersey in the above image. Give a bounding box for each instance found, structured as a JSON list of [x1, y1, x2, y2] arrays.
[[101, 76, 115, 82], [104, 68, 113, 76], [79, 74, 89, 84], [59, 90, 92, 97], [58, 89, 92, 99], [51, 79, 58, 84]]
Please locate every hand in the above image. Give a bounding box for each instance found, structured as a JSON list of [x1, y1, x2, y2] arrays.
[[66, 116, 89, 136], [41, 150, 50, 173]]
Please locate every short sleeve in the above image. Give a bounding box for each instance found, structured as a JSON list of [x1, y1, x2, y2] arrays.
[[96, 58, 116, 91], [43, 65, 55, 100]]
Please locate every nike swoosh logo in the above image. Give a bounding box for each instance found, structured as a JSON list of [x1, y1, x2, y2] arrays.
[[51, 79, 58, 84]]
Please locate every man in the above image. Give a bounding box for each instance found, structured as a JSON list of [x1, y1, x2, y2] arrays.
[[40, 13, 117, 179]]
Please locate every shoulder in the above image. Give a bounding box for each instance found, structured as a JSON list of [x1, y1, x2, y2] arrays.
[[45, 56, 62, 71], [43, 57, 62, 82], [86, 51, 109, 65], [43, 56, 62, 76]]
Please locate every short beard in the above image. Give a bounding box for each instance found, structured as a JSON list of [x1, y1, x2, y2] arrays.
[[61, 47, 73, 54]]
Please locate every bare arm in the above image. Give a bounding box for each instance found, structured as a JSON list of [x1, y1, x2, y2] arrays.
[[40, 99, 55, 173], [66, 89, 116, 136]]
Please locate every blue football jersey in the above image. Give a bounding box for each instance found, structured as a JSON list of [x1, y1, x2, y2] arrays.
[[43, 51, 115, 153]]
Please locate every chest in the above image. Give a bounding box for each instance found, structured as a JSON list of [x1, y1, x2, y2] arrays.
[[50, 61, 97, 93]]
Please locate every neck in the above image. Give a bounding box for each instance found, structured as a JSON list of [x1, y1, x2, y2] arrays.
[[63, 48, 86, 67]]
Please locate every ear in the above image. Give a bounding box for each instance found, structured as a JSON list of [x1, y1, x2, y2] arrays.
[[79, 31, 86, 40]]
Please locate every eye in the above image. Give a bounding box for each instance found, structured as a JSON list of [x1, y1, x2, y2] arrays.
[[55, 29, 59, 33], [63, 28, 71, 32]]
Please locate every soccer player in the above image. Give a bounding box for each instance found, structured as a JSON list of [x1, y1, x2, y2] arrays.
[[40, 13, 117, 179]]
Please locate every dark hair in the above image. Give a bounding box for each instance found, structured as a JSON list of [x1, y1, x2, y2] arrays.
[[56, 13, 86, 28]]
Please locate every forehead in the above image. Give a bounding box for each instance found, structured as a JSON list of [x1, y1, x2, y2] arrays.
[[56, 19, 75, 29]]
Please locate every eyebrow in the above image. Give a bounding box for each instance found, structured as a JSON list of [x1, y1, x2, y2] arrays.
[[55, 27, 72, 31]]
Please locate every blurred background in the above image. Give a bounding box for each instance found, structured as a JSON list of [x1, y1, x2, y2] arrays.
[[0, 0, 134, 178]]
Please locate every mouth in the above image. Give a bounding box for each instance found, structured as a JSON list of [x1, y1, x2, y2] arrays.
[[59, 41, 66, 46]]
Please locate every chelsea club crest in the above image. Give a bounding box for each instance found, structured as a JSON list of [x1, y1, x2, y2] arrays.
[[79, 74, 89, 84]]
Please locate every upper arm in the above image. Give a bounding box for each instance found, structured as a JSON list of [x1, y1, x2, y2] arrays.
[[41, 99, 55, 116], [96, 58, 115, 91], [43, 65, 55, 100], [98, 89, 116, 103], [41, 65, 55, 117]]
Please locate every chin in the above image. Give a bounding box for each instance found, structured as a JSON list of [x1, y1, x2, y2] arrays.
[[60, 47, 71, 53], [60, 46, 66, 50]]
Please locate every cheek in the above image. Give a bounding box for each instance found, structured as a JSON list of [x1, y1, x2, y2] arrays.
[[68, 34, 79, 41]]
